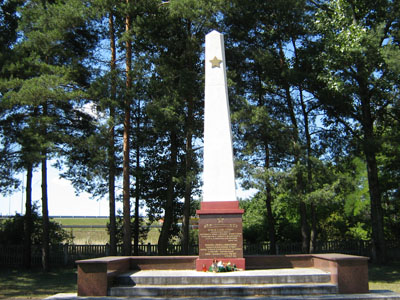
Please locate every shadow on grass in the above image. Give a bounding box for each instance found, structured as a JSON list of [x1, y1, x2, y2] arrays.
[[0, 267, 76, 299], [369, 261, 400, 283]]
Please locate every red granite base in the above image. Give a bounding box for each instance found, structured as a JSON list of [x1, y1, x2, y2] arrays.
[[196, 201, 244, 215]]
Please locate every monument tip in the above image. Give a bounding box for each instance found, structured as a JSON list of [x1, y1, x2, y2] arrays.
[[207, 30, 221, 36]]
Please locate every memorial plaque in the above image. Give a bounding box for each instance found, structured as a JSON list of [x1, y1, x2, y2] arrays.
[[198, 215, 243, 259]]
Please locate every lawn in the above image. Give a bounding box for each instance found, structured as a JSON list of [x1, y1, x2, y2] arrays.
[[0, 267, 77, 299], [368, 262, 400, 293], [0, 262, 398, 299]]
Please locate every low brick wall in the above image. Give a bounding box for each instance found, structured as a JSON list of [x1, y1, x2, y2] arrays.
[[77, 256, 130, 296], [76, 253, 369, 296], [313, 253, 369, 293], [246, 253, 369, 294], [130, 256, 198, 270], [76, 256, 198, 296], [245, 254, 314, 269]]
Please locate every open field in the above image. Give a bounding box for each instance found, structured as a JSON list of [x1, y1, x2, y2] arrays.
[[52, 217, 161, 244], [0, 262, 399, 299], [52, 217, 108, 226], [2, 217, 189, 245], [64, 227, 160, 244], [66, 228, 109, 244], [54, 217, 109, 244]]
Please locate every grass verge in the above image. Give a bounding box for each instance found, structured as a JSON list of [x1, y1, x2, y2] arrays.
[[369, 261, 400, 293], [0, 267, 76, 299]]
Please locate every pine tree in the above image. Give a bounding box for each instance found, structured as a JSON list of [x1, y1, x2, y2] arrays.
[[224, 0, 318, 253], [1, 0, 98, 270], [306, 0, 400, 263]]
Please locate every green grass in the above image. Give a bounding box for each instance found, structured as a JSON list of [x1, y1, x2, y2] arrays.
[[53, 218, 161, 244], [0, 262, 398, 299], [54, 217, 162, 244], [68, 228, 109, 244], [69, 227, 160, 245], [369, 262, 400, 293], [52, 217, 108, 226], [0, 267, 76, 299]]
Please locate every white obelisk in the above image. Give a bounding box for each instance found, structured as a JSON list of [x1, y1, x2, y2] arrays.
[[203, 30, 236, 203]]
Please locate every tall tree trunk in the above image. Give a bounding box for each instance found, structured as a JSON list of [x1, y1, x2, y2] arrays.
[[351, 8, 386, 263], [365, 146, 386, 263], [108, 11, 117, 256], [133, 100, 141, 256], [23, 164, 33, 269], [264, 142, 276, 254], [299, 201, 309, 253], [292, 39, 315, 253], [309, 203, 317, 253], [278, 42, 309, 253], [299, 85, 316, 253], [360, 96, 386, 263], [122, 0, 132, 256], [182, 21, 195, 256], [41, 100, 50, 271], [354, 60, 386, 263], [41, 155, 50, 271], [133, 147, 140, 256], [254, 64, 276, 254], [158, 131, 178, 255], [182, 95, 194, 255]]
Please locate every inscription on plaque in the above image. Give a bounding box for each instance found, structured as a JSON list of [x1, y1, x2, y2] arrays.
[[198, 215, 243, 259]]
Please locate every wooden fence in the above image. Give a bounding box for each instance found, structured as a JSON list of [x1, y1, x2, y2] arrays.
[[1, 240, 399, 267]]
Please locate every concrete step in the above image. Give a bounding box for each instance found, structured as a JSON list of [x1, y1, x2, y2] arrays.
[[46, 290, 400, 300], [109, 269, 337, 297], [114, 268, 332, 286], [108, 283, 338, 297]]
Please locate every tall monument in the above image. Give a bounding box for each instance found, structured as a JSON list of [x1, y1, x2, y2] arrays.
[[196, 30, 245, 271]]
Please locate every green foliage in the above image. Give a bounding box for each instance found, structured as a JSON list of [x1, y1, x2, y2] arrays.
[[240, 156, 376, 242], [240, 195, 269, 243], [0, 204, 73, 245], [342, 158, 370, 217], [0, 0, 98, 198], [0, 141, 20, 195]]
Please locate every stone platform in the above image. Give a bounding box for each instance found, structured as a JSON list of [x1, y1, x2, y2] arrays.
[[52, 268, 400, 299], [108, 268, 337, 297], [76, 254, 369, 297]]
